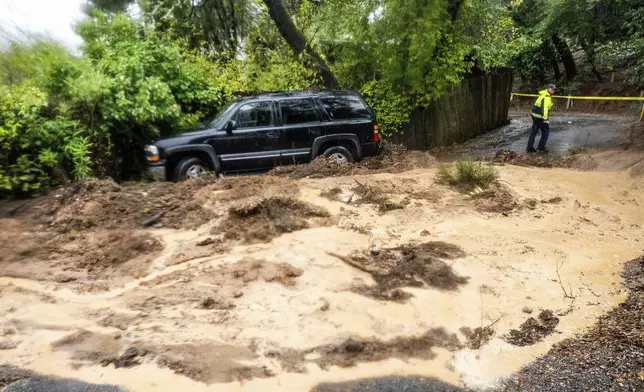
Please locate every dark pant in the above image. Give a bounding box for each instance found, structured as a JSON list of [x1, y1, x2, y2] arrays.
[[528, 117, 550, 150]]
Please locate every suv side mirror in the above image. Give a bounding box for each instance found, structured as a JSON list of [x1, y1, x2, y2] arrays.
[[226, 120, 237, 134]]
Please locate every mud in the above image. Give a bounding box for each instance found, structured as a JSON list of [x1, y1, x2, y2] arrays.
[[471, 182, 523, 214], [321, 179, 440, 213], [505, 310, 560, 346], [502, 256, 644, 391], [154, 344, 271, 384], [44, 178, 216, 231], [303, 328, 462, 370], [216, 197, 331, 244], [130, 258, 304, 310], [269, 142, 436, 179], [331, 242, 469, 302], [0, 229, 163, 287], [51, 330, 122, 364], [493, 149, 598, 170], [51, 330, 269, 384]]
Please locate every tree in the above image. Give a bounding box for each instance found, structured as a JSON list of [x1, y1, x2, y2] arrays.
[[262, 0, 339, 89]]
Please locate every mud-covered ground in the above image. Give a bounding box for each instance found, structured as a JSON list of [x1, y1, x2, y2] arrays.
[[1, 117, 643, 392]]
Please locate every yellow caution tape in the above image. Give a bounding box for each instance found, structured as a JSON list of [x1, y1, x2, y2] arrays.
[[510, 93, 644, 121]]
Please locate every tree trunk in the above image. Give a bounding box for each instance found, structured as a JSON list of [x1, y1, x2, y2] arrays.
[[551, 34, 577, 79], [551, 59, 561, 80], [262, 0, 339, 89]]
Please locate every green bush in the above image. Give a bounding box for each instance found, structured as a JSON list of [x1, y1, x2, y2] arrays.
[[436, 159, 498, 190], [0, 12, 232, 196], [0, 83, 92, 196]]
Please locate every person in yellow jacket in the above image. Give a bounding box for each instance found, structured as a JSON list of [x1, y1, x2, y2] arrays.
[[527, 84, 556, 153]]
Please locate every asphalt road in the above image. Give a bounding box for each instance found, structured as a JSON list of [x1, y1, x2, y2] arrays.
[[439, 113, 631, 160]]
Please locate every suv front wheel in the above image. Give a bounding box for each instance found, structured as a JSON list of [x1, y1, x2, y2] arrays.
[[322, 146, 354, 164], [173, 157, 209, 181]]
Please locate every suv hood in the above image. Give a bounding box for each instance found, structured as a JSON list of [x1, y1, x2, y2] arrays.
[[155, 129, 215, 151]]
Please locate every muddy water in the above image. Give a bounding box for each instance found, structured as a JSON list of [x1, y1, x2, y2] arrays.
[[1, 164, 643, 391], [440, 114, 632, 159]]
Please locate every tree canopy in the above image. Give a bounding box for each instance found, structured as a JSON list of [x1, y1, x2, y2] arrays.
[[1, 0, 643, 195]]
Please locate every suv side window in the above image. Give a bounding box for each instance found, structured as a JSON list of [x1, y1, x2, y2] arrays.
[[279, 99, 319, 125], [234, 101, 274, 129], [319, 95, 371, 120]]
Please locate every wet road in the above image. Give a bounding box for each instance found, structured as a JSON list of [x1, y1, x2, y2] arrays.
[[440, 114, 631, 160]]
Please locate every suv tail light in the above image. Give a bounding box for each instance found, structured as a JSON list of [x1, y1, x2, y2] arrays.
[[373, 124, 380, 142]]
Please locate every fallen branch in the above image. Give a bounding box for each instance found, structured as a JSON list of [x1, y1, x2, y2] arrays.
[[326, 251, 384, 275], [556, 258, 576, 299]]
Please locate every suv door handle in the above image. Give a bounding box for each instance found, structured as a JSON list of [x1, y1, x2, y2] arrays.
[[266, 131, 280, 139]]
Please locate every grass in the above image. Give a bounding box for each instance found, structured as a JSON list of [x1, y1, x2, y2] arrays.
[[436, 158, 498, 190]]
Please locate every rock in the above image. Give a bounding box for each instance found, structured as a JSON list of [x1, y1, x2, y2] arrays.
[[420, 230, 431, 236], [141, 213, 162, 227], [522, 306, 533, 314], [233, 290, 244, 298], [320, 299, 330, 312], [370, 246, 381, 256]]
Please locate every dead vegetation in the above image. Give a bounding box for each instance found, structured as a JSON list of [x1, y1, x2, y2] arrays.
[[203, 176, 300, 202], [216, 197, 331, 244], [471, 182, 523, 214], [328, 242, 469, 302], [504, 310, 560, 346]]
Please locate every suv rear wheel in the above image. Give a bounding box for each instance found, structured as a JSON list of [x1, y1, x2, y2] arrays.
[[322, 146, 354, 164], [173, 157, 209, 181]]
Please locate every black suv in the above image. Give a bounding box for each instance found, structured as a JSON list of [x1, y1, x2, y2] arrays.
[[145, 91, 381, 181]]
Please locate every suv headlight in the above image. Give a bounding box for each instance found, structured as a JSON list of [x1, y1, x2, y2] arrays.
[[145, 145, 160, 162]]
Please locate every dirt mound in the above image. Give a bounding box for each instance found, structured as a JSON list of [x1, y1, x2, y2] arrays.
[[201, 176, 300, 202], [216, 197, 331, 244], [51, 178, 215, 231], [329, 242, 469, 302], [268, 142, 436, 179], [493, 149, 598, 170], [472, 182, 523, 214], [271, 328, 461, 371], [0, 228, 163, 285], [505, 310, 560, 346], [65, 231, 163, 278]]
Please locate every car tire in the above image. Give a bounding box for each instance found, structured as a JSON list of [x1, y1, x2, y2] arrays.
[[322, 146, 355, 164], [173, 157, 209, 182]]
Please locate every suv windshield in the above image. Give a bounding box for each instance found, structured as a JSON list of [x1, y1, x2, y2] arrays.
[[196, 101, 238, 130]]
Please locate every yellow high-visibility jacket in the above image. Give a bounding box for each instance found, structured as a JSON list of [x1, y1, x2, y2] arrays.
[[531, 89, 553, 120]]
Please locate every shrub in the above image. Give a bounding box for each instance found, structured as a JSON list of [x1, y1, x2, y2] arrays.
[[436, 159, 498, 190]]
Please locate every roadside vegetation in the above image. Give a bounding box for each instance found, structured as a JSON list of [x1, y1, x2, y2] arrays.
[[1, 0, 643, 197], [436, 159, 498, 191]]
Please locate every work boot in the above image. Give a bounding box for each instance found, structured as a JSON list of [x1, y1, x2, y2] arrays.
[[537, 148, 549, 153], [526, 147, 537, 153]]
